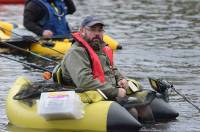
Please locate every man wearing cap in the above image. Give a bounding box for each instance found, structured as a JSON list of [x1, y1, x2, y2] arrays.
[[59, 15, 154, 120], [60, 15, 128, 99]]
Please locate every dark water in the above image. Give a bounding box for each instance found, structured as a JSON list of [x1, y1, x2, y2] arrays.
[[1, 0, 200, 131]]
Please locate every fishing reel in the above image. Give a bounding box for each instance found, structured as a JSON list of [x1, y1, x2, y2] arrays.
[[148, 77, 173, 93], [148, 77, 173, 102]]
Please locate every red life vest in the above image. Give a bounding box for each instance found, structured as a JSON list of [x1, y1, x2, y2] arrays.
[[72, 32, 113, 84]]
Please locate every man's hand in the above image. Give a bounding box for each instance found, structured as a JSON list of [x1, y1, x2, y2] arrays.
[[118, 79, 128, 89], [117, 88, 126, 98], [42, 30, 53, 38]]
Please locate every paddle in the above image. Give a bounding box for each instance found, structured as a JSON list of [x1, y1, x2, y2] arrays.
[[149, 77, 200, 112]]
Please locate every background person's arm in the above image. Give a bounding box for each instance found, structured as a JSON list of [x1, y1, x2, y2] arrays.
[[23, 1, 45, 36], [64, 0, 76, 14]]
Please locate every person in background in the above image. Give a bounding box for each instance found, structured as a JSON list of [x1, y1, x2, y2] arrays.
[[23, 0, 76, 38], [56, 15, 154, 121]]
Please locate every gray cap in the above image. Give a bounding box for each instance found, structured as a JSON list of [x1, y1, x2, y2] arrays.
[[81, 15, 104, 27]]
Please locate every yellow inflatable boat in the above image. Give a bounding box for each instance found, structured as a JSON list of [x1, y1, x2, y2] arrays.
[[0, 21, 14, 40], [30, 34, 121, 58], [0, 21, 122, 58], [6, 77, 142, 131]]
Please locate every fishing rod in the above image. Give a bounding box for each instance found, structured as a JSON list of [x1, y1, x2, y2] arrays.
[[0, 54, 108, 100], [0, 41, 58, 64], [0, 54, 51, 72], [171, 86, 200, 112], [149, 78, 200, 112], [0, 26, 65, 55]]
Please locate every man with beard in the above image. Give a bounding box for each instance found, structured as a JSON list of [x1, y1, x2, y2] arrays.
[[60, 15, 128, 99], [58, 15, 154, 121], [23, 0, 76, 38]]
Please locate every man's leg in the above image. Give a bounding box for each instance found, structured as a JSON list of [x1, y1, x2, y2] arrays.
[[128, 107, 138, 119], [136, 106, 155, 123]]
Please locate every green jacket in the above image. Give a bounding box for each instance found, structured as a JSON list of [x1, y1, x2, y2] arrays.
[[61, 42, 125, 99]]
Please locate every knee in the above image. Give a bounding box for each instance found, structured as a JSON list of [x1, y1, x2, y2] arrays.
[[128, 108, 138, 119], [137, 106, 155, 123]]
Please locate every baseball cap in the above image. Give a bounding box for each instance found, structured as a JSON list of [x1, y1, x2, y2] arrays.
[[81, 15, 104, 27]]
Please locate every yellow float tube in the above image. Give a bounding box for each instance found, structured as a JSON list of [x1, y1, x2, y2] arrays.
[[6, 77, 141, 131], [0, 21, 122, 58], [0, 20, 14, 40], [30, 34, 122, 58]]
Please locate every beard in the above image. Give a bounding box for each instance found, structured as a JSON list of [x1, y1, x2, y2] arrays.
[[87, 35, 104, 51]]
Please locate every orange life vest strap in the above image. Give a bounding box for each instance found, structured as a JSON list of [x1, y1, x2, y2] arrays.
[[72, 32, 105, 83]]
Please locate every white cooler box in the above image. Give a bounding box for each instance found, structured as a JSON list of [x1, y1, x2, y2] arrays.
[[37, 91, 84, 120]]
